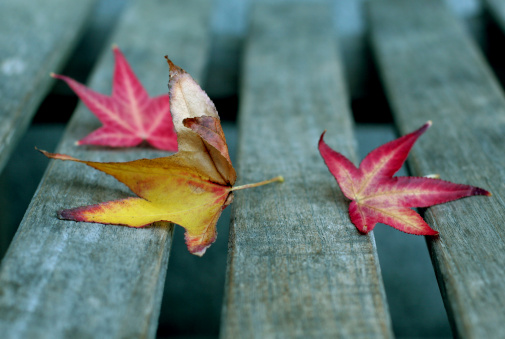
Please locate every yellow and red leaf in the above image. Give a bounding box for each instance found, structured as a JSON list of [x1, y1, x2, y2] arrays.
[[42, 58, 282, 256]]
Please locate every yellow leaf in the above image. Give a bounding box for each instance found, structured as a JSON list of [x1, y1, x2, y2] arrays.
[[41, 58, 282, 256]]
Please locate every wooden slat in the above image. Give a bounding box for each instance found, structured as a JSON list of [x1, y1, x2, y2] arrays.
[[486, 0, 505, 33], [0, 1, 212, 338], [220, 3, 393, 338], [0, 0, 97, 173], [369, 0, 505, 337]]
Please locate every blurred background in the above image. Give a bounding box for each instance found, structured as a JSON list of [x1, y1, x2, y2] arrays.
[[2, 0, 504, 338]]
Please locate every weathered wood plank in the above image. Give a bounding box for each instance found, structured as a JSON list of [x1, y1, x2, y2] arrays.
[[0, 0, 97, 174], [486, 0, 505, 33], [369, 0, 505, 337], [0, 1, 212, 338], [220, 3, 393, 338]]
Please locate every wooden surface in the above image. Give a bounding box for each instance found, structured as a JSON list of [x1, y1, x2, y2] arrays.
[[0, 0, 96, 174], [220, 3, 393, 338], [369, 0, 505, 337], [0, 1, 212, 338], [486, 0, 505, 33]]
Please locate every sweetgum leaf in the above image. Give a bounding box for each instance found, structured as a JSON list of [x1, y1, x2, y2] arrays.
[[52, 46, 177, 151], [41, 58, 282, 256], [319, 122, 491, 235]]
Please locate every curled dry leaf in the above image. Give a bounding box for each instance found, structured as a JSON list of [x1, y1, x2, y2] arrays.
[[319, 122, 491, 235], [52, 46, 177, 151], [41, 58, 283, 256]]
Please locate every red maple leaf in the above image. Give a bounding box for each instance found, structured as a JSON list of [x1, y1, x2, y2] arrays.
[[318, 121, 491, 235], [51, 46, 177, 151]]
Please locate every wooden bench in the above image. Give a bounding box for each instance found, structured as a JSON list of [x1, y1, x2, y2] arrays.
[[369, 1, 505, 337], [0, 1, 212, 337], [0, 0, 97, 174], [1, 0, 505, 337]]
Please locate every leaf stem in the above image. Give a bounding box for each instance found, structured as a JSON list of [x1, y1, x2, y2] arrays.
[[231, 176, 284, 191]]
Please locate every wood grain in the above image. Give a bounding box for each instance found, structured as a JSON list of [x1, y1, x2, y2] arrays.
[[0, 1, 212, 338], [369, 0, 505, 337], [0, 0, 97, 174], [220, 3, 393, 338]]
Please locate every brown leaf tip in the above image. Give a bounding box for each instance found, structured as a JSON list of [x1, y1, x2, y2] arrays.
[[420, 120, 432, 133], [58, 206, 89, 222], [57, 209, 70, 220], [36, 148, 50, 157], [58, 208, 81, 221], [165, 56, 185, 79], [473, 187, 492, 197]]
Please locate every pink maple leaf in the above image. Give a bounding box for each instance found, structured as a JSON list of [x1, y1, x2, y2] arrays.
[[319, 121, 491, 235], [52, 46, 177, 151]]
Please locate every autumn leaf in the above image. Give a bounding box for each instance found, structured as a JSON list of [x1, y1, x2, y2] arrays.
[[40, 58, 283, 256], [318, 122, 491, 235], [51, 46, 177, 151]]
